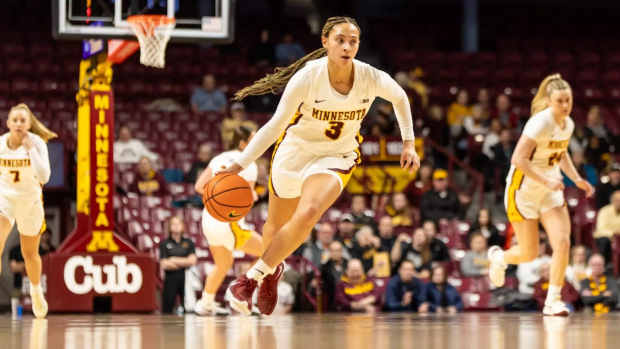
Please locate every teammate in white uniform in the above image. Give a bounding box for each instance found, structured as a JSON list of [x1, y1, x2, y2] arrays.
[[193, 126, 264, 315], [0, 103, 56, 318], [223, 17, 420, 315], [487, 74, 595, 316]]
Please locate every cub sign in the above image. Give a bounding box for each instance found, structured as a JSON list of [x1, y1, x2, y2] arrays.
[[64, 255, 143, 295]]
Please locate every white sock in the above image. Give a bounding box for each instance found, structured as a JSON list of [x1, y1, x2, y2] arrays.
[[492, 248, 505, 265], [246, 259, 275, 282], [546, 285, 562, 304], [30, 283, 42, 294], [202, 292, 215, 303]]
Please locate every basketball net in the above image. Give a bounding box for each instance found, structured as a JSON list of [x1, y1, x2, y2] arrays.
[[127, 15, 175, 68]]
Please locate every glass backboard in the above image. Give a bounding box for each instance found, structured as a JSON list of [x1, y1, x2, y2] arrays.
[[52, 0, 234, 43]]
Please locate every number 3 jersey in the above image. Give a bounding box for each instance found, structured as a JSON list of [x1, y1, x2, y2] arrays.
[[236, 56, 415, 169], [0, 132, 50, 198]]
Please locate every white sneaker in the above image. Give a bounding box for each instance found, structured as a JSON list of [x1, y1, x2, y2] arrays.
[[30, 288, 48, 319], [488, 246, 507, 287], [543, 299, 570, 317], [195, 298, 230, 316]]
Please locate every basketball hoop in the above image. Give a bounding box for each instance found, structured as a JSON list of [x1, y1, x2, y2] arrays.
[[127, 15, 175, 68]]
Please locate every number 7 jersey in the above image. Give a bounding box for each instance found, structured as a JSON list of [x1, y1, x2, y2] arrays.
[[0, 132, 48, 197]]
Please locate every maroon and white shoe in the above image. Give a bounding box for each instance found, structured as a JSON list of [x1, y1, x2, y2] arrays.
[[226, 275, 258, 315], [257, 263, 284, 315]]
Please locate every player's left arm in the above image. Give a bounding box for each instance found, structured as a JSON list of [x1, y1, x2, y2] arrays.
[[194, 167, 214, 195], [375, 71, 419, 173], [23, 135, 51, 184], [560, 151, 594, 197]]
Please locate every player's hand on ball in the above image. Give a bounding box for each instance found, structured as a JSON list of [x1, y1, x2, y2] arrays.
[[576, 178, 595, 198], [216, 162, 243, 175], [400, 140, 420, 173], [21, 135, 34, 150]]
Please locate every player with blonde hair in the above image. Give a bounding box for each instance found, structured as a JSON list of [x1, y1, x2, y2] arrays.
[[487, 74, 594, 316], [221, 16, 419, 315], [0, 103, 56, 318]]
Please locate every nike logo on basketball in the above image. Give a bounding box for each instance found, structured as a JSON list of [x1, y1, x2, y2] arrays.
[[361, 98, 369, 103], [228, 211, 241, 218], [315, 99, 327, 103]]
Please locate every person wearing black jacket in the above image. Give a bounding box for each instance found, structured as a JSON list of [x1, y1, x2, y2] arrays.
[[468, 208, 505, 248], [321, 241, 349, 311], [580, 254, 618, 313], [420, 169, 460, 222], [596, 163, 620, 209], [422, 220, 450, 262], [384, 260, 429, 312]]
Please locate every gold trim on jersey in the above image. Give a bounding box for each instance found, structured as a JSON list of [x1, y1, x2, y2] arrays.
[[268, 104, 304, 198], [328, 133, 363, 188], [230, 222, 253, 249], [506, 169, 526, 222]]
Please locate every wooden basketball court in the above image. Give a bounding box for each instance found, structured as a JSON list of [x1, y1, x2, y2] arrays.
[[1, 312, 617, 349]]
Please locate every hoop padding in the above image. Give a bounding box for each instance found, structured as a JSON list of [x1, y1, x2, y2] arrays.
[[127, 15, 175, 68]]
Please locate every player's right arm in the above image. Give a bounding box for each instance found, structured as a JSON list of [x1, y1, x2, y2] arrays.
[[223, 71, 309, 173], [511, 117, 563, 191]]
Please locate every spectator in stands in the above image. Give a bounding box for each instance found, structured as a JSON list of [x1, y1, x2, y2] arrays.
[[580, 253, 618, 314], [423, 105, 450, 154], [250, 29, 275, 67], [190, 74, 227, 113], [420, 169, 460, 223], [367, 101, 397, 137], [385, 192, 414, 228], [349, 225, 380, 274], [516, 239, 551, 296], [384, 260, 429, 313], [482, 119, 502, 160], [377, 216, 397, 252], [337, 213, 356, 252], [533, 262, 579, 312], [350, 195, 377, 231], [584, 105, 611, 149], [303, 222, 335, 267], [596, 163, 620, 209], [462, 104, 488, 136], [391, 228, 432, 278], [476, 88, 491, 120], [468, 208, 504, 248], [184, 143, 214, 183], [404, 160, 433, 206], [275, 33, 305, 66], [406, 68, 429, 115], [321, 241, 349, 311], [422, 220, 450, 262], [9, 229, 55, 293], [128, 156, 170, 196], [114, 125, 159, 164], [426, 264, 463, 313], [220, 103, 258, 149], [563, 150, 597, 188], [593, 190, 620, 264], [447, 89, 471, 133], [491, 128, 515, 183], [159, 216, 197, 314], [565, 245, 590, 291], [335, 259, 382, 313], [460, 233, 489, 277], [493, 94, 518, 128]]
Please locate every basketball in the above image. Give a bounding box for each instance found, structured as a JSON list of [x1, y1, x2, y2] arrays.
[[203, 173, 253, 222]]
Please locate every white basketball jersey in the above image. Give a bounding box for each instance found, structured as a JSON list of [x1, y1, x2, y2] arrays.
[[507, 108, 574, 182], [208, 150, 258, 183], [0, 132, 45, 197]]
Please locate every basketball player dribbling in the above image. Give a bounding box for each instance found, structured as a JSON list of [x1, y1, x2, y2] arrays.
[[194, 126, 265, 315], [0, 104, 56, 318], [219, 16, 420, 315], [487, 74, 595, 316]]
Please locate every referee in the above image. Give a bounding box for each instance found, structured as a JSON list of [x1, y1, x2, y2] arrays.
[[159, 216, 197, 314]]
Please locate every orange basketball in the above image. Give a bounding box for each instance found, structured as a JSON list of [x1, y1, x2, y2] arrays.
[[203, 173, 253, 222]]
